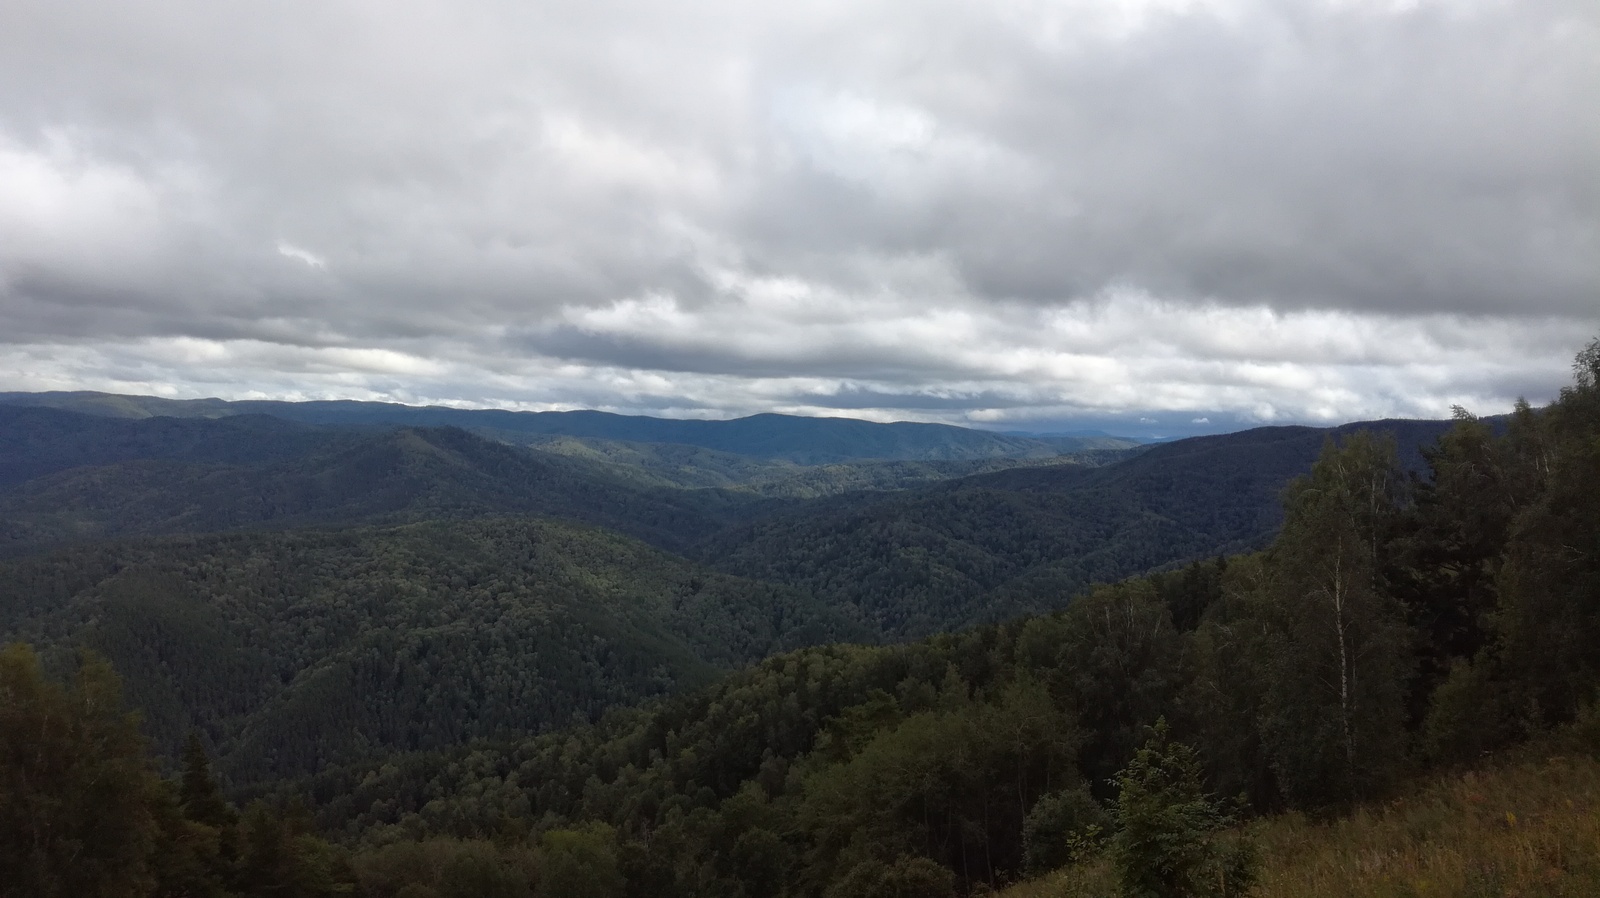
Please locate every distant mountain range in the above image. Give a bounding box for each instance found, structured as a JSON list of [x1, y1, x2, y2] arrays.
[[0, 407, 742, 556], [0, 391, 1143, 463]]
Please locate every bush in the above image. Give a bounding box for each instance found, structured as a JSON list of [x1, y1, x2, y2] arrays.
[[1022, 784, 1110, 874], [1111, 720, 1255, 898]]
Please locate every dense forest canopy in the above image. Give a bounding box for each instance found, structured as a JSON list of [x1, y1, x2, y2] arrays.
[[1, 338, 1597, 897]]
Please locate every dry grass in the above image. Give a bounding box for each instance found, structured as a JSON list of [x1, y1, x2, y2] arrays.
[[999, 751, 1600, 898]]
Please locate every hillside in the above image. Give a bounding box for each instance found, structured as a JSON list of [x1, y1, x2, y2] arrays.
[[0, 402, 1461, 642], [208, 355, 1593, 897], [0, 405, 343, 487], [0, 518, 864, 784], [0, 413, 751, 555], [1001, 747, 1600, 898], [697, 418, 1458, 638], [0, 391, 1140, 463], [500, 432, 1141, 496]]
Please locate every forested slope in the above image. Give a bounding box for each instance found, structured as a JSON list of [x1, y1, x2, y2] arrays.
[[0, 406, 341, 486], [209, 340, 1596, 898], [0, 392, 1137, 462], [8, 341, 1595, 898], [503, 432, 1139, 496], [0, 518, 864, 784], [699, 418, 1457, 638], [0, 420, 751, 555]]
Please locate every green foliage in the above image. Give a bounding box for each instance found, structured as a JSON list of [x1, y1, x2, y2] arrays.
[[511, 432, 1134, 497], [799, 677, 1079, 886], [1492, 338, 1600, 727], [182, 732, 235, 828], [1256, 432, 1413, 806], [824, 855, 956, 898], [539, 822, 624, 898], [0, 643, 357, 898], [0, 643, 161, 898], [0, 518, 859, 783], [1022, 785, 1109, 875], [347, 838, 535, 898], [1391, 412, 1520, 719], [1016, 579, 1186, 791], [436, 844, 531, 898], [703, 419, 1453, 641], [235, 800, 351, 898], [1110, 720, 1255, 898], [0, 421, 744, 556]]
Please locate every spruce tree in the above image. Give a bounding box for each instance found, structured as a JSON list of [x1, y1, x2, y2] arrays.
[[1110, 719, 1254, 898], [180, 731, 234, 828]]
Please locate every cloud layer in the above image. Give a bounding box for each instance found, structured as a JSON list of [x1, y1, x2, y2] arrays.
[[1, 0, 1595, 435]]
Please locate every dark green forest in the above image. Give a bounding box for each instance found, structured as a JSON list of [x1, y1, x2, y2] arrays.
[[2, 339, 1597, 897], [0, 394, 1134, 464]]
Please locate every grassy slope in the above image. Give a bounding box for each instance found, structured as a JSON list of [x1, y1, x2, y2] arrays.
[[1003, 749, 1600, 898]]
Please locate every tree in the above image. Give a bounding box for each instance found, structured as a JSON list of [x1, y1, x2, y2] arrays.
[[1110, 720, 1253, 898], [0, 643, 161, 898], [1021, 783, 1108, 874], [234, 799, 352, 898], [800, 677, 1078, 888], [181, 731, 235, 828], [539, 822, 624, 898], [1493, 337, 1600, 726], [1022, 580, 1185, 793], [1258, 433, 1412, 806]]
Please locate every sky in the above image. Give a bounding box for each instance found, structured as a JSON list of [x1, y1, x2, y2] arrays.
[[0, 0, 1595, 438]]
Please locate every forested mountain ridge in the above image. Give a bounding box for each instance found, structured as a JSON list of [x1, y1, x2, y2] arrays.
[[0, 391, 1141, 463], [0, 416, 756, 556], [697, 417, 1460, 638], [0, 517, 865, 785], [0, 405, 341, 487], [0, 403, 1475, 820], [495, 431, 1142, 496], [0, 400, 1452, 609]]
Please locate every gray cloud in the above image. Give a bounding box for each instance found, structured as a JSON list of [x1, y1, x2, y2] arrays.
[[0, 0, 1595, 431]]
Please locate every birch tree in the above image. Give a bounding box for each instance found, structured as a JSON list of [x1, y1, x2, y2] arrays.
[[1258, 433, 1412, 808]]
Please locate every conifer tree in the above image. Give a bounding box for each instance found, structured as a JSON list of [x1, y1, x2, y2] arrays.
[[1111, 719, 1253, 898], [180, 732, 235, 828], [0, 644, 160, 898]]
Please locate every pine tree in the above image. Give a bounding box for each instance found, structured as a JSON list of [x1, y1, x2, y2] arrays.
[[1110, 719, 1254, 898], [180, 732, 235, 828], [0, 643, 160, 898]]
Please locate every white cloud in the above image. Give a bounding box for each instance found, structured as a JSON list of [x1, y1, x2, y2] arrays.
[[0, 0, 1593, 433]]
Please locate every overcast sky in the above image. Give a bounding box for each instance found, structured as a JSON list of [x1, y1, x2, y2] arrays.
[[0, 0, 1594, 436]]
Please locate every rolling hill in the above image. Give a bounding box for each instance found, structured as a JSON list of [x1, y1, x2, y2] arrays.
[[0, 409, 757, 556], [0, 517, 866, 784], [0, 391, 1140, 463], [697, 418, 1459, 637]]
